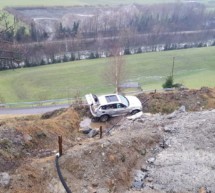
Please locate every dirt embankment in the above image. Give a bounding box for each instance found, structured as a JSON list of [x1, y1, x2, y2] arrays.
[[0, 87, 215, 193], [0, 108, 80, 173], [138, 87, 215, 114]]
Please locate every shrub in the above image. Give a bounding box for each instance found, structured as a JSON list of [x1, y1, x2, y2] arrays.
[[162, 76, 174, 88], [124, 48, 131, 55]]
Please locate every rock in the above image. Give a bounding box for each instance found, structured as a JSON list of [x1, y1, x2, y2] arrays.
[[164, 126, 178, 133], [89, 187, 97, 193], [76, 137, 82, 141], [166, 106, 185, 119], [35, 131, 46, 138], [147, 177, 153, 182], [166, 111, 177, 119], [0, 172, 11, 187], [178, 105, 186, 113], [88, 129, 99, 138], [92, 181, 99, 187], [131, 181, 144, 190], [80, 128, 92, 134], [134, 170, 147, 182], [147, 157, 155, 164], [160, 138, 171, 148], [23, 134, 33, 143], [141, 165, 148, 172]]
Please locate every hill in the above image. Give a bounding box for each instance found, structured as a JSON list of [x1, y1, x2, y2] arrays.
[[0, 47, 215, 103], [0, 0, 185, 9]]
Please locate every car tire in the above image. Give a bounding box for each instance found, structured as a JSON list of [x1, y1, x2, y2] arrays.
[[131, 110, 140, 115], [100, 114, 109, 122]]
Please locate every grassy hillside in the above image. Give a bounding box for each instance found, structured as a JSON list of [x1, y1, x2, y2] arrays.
[[0, 0, 211, 9], [0, 47, 214, 103]]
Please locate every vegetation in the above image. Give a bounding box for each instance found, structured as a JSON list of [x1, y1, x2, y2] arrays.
[[162, 76, 174, 88], [0, 46, 214, 103], [0, 0, 214, 9]]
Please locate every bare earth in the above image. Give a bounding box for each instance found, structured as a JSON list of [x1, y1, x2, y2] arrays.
[[0, 88, 215, 193]]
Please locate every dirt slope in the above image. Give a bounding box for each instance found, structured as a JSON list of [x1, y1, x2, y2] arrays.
[[0, 87, 215, 193], [138, 87, 215, 114]]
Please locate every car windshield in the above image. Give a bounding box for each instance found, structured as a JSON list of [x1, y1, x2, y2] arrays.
[[118, 95, 129, 107]]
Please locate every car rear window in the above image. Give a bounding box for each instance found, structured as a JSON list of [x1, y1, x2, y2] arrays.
[[105, 95, 119, 103]]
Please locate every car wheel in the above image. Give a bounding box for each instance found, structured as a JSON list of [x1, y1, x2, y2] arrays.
[[131, 110, 140, 115], [100, 114, 109, 122]]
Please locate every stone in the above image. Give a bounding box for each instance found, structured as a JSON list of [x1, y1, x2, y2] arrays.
[[88, 129, 99, 138], [164, 126, 177, 133], [35, 131, 46, 138], [81, 128, 92, 134], [147, 177, 153, 182], [178, 105, 186, 113], [131, 181, 144, 190], [141, 165, 148, 172], [23, 134, 33, 143], [160, 139, 171, 148], [134, 170, 147, 182], [147, 157, 155, 164], [92, 181, 99, 187], [0, 172, 11, 187]]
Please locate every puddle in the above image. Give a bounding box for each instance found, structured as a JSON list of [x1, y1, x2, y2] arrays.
[[80, 117, 108, 130]]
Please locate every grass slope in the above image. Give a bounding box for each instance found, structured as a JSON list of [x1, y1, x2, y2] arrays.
[[0, 0, 211, 9], [0, 47, 214, 103]]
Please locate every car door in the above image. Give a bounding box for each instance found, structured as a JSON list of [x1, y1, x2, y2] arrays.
[[98, 104, 115, 117], [112, 103, 128, 116]]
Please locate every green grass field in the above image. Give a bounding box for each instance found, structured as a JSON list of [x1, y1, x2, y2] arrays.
[[0, 0, 212, 9], [0, 47, 214, 103]]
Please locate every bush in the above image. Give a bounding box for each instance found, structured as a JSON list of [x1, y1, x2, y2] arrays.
[[63, 55, 69, 62], [70, 53, 76, 61], [124, 48, 131, 55], [162, 76, 174, 88], [137, 47, 142, 54]]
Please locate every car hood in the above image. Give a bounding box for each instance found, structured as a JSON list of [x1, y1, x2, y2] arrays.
[[126, 95, 142, 108]]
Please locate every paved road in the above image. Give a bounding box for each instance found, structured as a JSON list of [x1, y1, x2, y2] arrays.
[[0, 104, 70, 115]]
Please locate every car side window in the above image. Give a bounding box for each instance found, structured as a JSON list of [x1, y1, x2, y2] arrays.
[[106, 104, 117, 109], [100, 105, 107, 110], [117, 103, 126, 108]]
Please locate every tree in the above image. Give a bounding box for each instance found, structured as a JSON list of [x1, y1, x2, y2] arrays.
[[0, 11, 24, 70], [15, 26, 28, 42], [103, 44, 126, 93], [0, 11, 14, 41]]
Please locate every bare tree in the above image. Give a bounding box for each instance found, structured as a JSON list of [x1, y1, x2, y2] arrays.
[[104, 44, 127, 93], [0, 11, 24, 69]]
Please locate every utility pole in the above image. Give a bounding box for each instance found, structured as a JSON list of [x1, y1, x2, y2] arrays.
[[171, 57, 175, 78]]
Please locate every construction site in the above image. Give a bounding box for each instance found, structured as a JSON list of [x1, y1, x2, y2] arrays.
[[0, 87, 215, 193]]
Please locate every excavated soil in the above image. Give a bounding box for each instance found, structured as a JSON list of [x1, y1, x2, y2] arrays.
[[0, 87, 215, 193]]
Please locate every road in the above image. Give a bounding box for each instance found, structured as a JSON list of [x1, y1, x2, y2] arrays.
[[0, 104, 70, 115]]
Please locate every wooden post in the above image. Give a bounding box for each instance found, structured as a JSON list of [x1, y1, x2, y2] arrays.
[[99, 126, 103, 139], [171, 57, 175, 78], [58, 136, 63, 156]]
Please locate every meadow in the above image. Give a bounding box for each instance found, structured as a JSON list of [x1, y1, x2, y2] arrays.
[[0, 47, 214, 103], [0, 0, 212, 9]]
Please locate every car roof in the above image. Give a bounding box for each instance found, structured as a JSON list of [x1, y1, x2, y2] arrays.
[[98, 94, 121, 105]]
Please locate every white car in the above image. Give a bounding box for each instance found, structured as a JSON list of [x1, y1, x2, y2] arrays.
[[85, 93, 142, 122]]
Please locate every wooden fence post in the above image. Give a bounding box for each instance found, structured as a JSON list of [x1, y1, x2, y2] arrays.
[[58, 136, 63, 156], [99, 126, 103, 139]]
